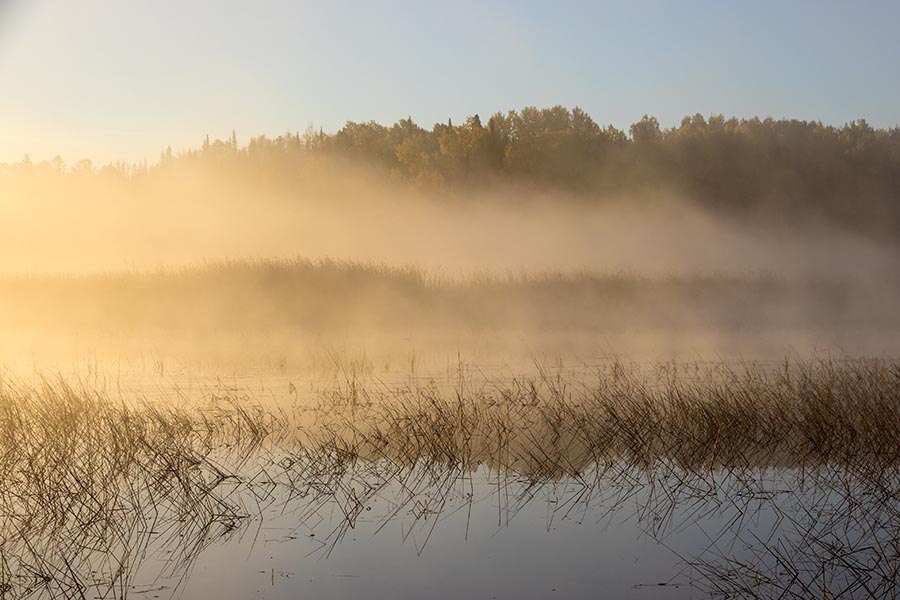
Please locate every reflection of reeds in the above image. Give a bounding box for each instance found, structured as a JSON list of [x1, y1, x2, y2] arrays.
[[0, 376, 274, 598], [292, 357, 900, 596], [2, 358, 900, 597]]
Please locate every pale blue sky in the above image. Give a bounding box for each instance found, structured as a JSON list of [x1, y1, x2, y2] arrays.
[[0, 0, 898, 163]]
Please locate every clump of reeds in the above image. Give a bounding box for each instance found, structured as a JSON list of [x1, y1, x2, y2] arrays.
[[273, 357, 900, 595], [0, 375, 276, 597], [294, 357, 900, 476], [5, 357, 900, 597]]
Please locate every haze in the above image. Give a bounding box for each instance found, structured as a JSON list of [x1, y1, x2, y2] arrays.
[[3, 4, 900, 599]]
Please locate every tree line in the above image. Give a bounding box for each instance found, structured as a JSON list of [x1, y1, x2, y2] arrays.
[[4, 106, 900, 232]]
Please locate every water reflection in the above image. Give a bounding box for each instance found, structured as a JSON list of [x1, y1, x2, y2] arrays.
[[1, 359, 898, 598]]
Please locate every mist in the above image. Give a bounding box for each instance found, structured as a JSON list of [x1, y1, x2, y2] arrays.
[[2, 5, 900, 592], [2, 158, 898, 280], [3, 148, 900, 371]]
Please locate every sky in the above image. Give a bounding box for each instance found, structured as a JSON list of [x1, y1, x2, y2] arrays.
[[0, 0, 898, 164]]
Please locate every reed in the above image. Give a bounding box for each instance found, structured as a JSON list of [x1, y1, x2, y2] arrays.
[[1, 357, 899, 597]]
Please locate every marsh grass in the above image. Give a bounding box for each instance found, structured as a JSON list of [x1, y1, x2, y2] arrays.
[[0, 375, 278, 598], [0, 258, 889, 334], [1, 358, 900, 597]]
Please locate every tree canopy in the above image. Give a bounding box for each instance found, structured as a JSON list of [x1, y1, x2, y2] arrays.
[[4, 106, 900, 234]]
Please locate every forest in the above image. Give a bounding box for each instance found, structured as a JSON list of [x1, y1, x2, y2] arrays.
[[4, 106, 899, 234]]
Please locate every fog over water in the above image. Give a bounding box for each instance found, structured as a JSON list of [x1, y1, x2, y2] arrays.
[[2, 158, 900, 373], [3, 165, 899, 278], [3, 1, 900, 594]]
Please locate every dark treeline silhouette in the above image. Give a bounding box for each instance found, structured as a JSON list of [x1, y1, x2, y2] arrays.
[[4, 106, 900, 233]]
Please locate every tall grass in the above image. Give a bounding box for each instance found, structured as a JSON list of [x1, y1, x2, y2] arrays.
[[0, 375, 275, 598], [1, 358, 900, 597], [0, 258, 891, 333]]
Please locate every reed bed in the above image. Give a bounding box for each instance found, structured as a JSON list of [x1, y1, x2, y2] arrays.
[[1, 358, 899, 597], [295, 357, 900, 473], [0, 258, 890, 334], [0, 376, 277, 598]]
